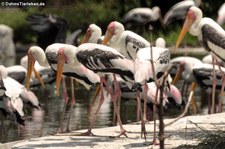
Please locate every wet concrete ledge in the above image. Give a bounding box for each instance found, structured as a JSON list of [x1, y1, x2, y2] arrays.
[[2, 112, 225, 149]]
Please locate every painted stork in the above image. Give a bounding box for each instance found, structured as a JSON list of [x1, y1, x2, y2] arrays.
[[202, 54, 225, 66], [20, 55, 56, 88], [102, 21, 150, 60], [122, 6, 162, 32], [192, 63, 225, 113], [47, 24, 102, 133], [163, 0, 202, 26], [26, 44, 100, 133], [81, 23, 102, 44], [56, 43, 135, 137], [0, 65, 40, 111], [170, 56, 203, 113], [217, 3, 225, 25], [175, 6, 225, 114]]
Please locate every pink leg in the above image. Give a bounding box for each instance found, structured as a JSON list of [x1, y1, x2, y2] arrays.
[[111, 74, 127, 137], [79, 76, 110, 136], [136, 91, 147, 139], [81, 88, 105, 136], [151, 85, 159, 145], [65, 77, 76, 132], [136, 93, 141, 122], [143, 83, 148, 122], [57, 77, 69, 133], [215, 59, 225, 113], [211, 56, 216, 114], [112, 74, 122, 126]]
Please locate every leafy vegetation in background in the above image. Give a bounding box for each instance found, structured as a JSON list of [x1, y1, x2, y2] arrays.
[[0, 0, 224, 46]]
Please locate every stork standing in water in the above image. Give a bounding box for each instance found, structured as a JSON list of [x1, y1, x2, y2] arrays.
[[175, 6, 225, 113], [101, 21, 150, 136], [56, 43, 135, 137], [133, 38, 171, 143], [26, 44, 100, 133]]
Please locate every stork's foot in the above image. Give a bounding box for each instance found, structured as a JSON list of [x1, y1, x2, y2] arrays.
[[56, 127, 64, 134], [117, 128, 128, 138], [64, 128, 71, 133], [53, 130, 95, 136], [149, 137, 159, 145], [78, 130, 95, 136], [141, 120, 147, 140]]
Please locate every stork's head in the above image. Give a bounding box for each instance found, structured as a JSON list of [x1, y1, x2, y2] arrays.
[[26, 46, 45, 90], [55, 47, 68, 96], [175, 6, 202, 51], [102, 21, 124, 45]]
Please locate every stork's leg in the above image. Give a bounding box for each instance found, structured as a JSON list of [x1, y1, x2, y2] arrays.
[[151, 85, 159, 145], [136, 91, 147, 139], [152, 104, 159, 145], [110, 74, 127, 137], [112, 74, 122, 126], [110, 86, 127, 137], [136, 95, 141, 122], [80, 88, 104, 136], [189, 82, 198, 114], [0, 113, 4, 140], [206, 89, 212, 114], [57, 77, 69, 133], [79, 76, 110, 136], [211, 56, 216, 114], [181, 81, 187, 101], [215, 59, 225, 113], [65, 77, 76, 133], [143, 83, 148, 122]]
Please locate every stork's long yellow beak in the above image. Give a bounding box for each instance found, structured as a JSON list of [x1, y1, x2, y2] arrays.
[[81, 28, 91, 44], [172, 63, 185, 85], [56, 48, 65, 96], [26, 52, 35, 91], [102, 29, 113, 45], [26, 51, 46, 90], [33, 68, 45, 88], [175, 12, 195, 52]]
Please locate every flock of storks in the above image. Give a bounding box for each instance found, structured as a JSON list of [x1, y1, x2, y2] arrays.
[[1, 0, 225, 145]]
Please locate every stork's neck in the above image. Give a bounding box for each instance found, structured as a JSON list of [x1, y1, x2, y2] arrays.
[[189, 20, 201, 36], [65, 45, 80, 66], [152, 6, 161, 21], [36, 50, 49, 67]]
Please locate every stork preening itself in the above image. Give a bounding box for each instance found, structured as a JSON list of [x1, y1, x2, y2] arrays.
[[56, 43, 135, 137]]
